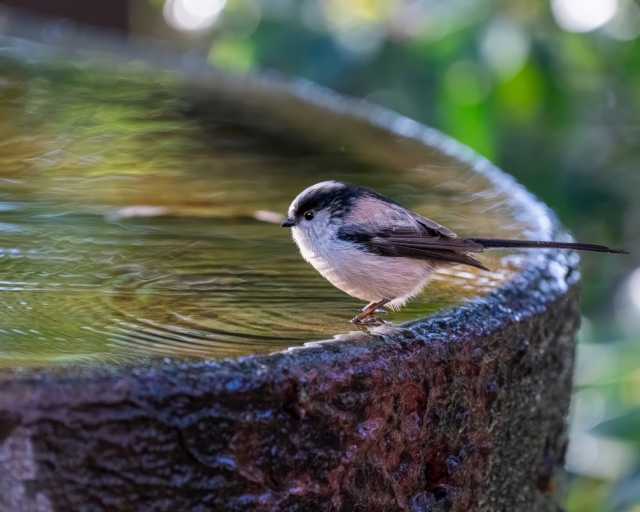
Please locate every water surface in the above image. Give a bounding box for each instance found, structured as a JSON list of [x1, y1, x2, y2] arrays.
[[0, 52, 542, 366]]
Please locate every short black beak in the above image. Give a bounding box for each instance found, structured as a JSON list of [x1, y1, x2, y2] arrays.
[[281, 217, 295, 228]]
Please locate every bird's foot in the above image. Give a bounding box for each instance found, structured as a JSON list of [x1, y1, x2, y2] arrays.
[[352, 300, 391, 324], [362, 317, 387, 325], [350, 316, 388, 326]]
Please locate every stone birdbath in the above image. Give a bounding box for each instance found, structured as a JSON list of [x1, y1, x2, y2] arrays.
[[0, 17, 577, 512]]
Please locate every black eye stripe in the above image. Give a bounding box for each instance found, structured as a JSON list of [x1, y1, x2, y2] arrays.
[[295, 184, 366, 218]]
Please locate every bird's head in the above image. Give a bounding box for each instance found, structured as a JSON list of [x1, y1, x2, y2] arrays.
[[281, 181, 362, 240]]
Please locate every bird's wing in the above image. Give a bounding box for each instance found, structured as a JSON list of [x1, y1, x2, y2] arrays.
[[409, 212, 457, 238], [337, 223, 490, 271]]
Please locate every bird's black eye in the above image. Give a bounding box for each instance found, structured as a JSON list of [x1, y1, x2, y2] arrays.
[[304, 211, 314, 221]]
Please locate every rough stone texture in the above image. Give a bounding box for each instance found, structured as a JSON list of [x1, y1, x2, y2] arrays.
[[0, 248, 579, 512]]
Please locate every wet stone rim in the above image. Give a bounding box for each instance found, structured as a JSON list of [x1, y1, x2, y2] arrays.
[[0, 32, 578, 512]]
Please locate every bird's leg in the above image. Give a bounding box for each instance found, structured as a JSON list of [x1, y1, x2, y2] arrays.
[[351, 299, 390, 324], [361, 303, 388, 314]]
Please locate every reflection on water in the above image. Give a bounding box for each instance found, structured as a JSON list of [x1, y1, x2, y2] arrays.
[[0, 52, 541, 367]]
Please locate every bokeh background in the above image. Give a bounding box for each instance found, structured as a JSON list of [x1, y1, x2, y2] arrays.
[[4, 0, 640, 509]]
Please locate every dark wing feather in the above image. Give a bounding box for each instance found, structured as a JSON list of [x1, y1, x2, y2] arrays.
[[337, 224, 490, 271], [370, 235, 490, 271], [410, 212, 457, 238], [375, 227, 484, 251]]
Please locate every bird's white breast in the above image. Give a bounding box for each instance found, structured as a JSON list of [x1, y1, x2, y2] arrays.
[[292, 227, 435, 308]]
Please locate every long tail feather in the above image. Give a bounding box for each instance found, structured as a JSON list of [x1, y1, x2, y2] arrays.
[[467, 238, 628, 254]]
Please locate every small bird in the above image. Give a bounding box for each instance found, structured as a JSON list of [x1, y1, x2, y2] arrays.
[[281, 181, 627, 324]]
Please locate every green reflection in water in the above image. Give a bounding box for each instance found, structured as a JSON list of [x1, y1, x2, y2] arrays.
[[0, 53, 538, 367]]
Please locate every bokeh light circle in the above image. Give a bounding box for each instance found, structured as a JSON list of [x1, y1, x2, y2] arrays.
[[164, 0, 227, 32], [551, 0, 618, 33]]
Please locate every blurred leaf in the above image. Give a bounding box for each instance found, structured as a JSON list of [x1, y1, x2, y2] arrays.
[[438, 98, 495, 160], [496, 62, 542, 122], [565, 476, 612, 512], [209, 37, 255, 72], [592, 408, 640, 445]]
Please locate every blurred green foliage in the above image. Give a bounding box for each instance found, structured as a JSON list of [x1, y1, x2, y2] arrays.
[[131, 0, 640, 510]]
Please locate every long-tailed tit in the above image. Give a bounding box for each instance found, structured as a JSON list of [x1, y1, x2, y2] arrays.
[[281, 181, 627, 323]]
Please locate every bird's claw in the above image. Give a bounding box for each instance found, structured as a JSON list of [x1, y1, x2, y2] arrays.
[[350, 317, 387, 326]]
